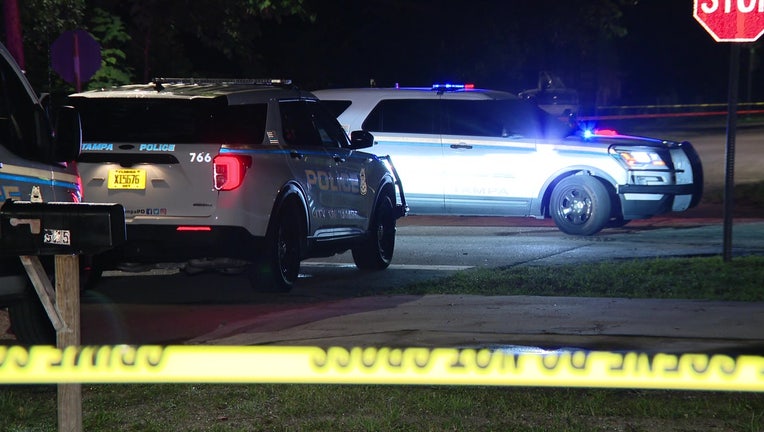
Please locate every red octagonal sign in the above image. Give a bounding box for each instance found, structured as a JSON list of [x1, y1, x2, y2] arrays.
[[694, 0, 764, 42]]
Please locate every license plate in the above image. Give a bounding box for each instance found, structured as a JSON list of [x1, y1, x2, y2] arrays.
[[108, 169, 146, 189]]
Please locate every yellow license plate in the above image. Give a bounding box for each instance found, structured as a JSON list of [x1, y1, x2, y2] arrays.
[[108, 169, 146, 189]]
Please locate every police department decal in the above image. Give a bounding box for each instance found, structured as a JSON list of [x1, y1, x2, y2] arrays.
[[359, 168, 367, 195]]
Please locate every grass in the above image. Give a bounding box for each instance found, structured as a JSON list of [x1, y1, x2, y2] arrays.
[[2, 254, 764, 430], [390, 255, 764, 301], [703, 181, 764, 209], [1, 384, 763, 431]]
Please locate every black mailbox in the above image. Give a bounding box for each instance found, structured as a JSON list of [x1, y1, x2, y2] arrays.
[[0, 200, 126, 256]]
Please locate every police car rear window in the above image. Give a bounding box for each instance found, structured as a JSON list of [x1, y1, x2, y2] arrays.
[[71, 98, 267, 145]]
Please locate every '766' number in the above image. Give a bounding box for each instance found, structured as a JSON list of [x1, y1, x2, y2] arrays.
[[189, 152, 212, 163]]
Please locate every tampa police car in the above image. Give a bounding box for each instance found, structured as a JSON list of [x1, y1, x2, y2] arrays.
[[0, 42, 82, 343], [69, 78, 407, 292], [313, 84, 703, 236]]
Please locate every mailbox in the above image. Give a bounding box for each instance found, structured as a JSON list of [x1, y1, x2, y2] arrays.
[[0, 200, 126, 255]]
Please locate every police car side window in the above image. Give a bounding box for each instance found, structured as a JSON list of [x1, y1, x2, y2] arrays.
[[0, 62, 37, 157], [442, 99, 550, 139], [279, 100, 322, 147], [213, 104, 267, 145], [307, 100, 349, 149], [442, 100, 504, 137], [361, 99, 438, 134]]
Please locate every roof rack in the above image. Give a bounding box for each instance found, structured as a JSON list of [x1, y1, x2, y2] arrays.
[[152, 77, 293, 91]]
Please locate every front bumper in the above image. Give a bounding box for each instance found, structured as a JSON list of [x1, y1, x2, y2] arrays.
[[617, 182, 702, 220], [616, 140, 703, 219]]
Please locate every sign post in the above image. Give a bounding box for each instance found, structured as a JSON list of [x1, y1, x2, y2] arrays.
[[693, 0, 764, 261]]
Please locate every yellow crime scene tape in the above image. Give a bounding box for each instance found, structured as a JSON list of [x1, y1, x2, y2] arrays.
[[1, 345, 763, 391]]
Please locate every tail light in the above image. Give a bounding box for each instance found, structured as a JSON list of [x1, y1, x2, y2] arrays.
[[213, 154, 251, 191]]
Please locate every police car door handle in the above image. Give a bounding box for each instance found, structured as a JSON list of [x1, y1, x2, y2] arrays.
[[450, 143, 473, 150], [333, 155, 346, 163], [289, 150, 304, 160]]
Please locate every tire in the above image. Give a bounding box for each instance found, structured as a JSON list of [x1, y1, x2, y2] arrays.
[[8, 296, 55, 345], [7, 257, 101, 345], [250, 206, 302, 292], [550, 175, 611, 236], [352, 193, 396, 270]]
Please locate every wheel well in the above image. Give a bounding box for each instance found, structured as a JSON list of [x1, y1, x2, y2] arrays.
[[372, 182, 396, 217], [378, 182, 396, 204], [541, 170, 620, 218], [268, 184, 308, 249]]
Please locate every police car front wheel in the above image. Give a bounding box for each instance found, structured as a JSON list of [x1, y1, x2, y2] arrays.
[[550, 175, 612, 236]]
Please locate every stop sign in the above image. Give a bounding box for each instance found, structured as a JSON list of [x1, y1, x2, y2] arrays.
[[694, 0, 764, 42]]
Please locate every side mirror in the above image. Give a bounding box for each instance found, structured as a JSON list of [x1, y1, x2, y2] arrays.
[[51, 105, 81, 162], [348, 130, 374, 150]]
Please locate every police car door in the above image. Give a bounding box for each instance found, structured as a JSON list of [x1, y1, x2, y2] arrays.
[[279, 99, 368, 239], [440, 97, 537, 216], [359, 98, 445, 213], [0, 50, 80, 204]]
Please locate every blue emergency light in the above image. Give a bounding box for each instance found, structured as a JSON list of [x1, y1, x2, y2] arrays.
[[431, 83, 475, 91]]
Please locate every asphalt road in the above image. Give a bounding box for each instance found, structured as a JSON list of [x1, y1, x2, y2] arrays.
[[2, 216, 759, 353]]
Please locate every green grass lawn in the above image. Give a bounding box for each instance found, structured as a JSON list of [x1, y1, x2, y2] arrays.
[[2, 255, 764, 431]]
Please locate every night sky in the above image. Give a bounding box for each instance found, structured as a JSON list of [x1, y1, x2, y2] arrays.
[[241, 0, 755, 111]]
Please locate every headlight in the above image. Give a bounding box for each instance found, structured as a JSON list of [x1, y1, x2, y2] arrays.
[[610, 148, 666, 169]]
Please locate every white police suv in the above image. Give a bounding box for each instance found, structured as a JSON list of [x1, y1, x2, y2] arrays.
[[313, 84, 703, 235], [70, 78, 407, 292]]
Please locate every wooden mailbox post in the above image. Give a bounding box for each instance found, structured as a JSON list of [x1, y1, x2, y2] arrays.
[[0, 200, 125, 432]]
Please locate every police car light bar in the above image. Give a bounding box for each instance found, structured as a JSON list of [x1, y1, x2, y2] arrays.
[[431, 83, 475, 91]]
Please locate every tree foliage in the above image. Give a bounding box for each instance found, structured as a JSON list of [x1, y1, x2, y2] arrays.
[[87, 7, 132, 90], [6, 0, 632, 102], [5, 0, 310, 93]]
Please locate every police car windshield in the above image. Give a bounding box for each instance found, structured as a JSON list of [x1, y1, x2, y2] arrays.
[[70, 98, 268, 145]]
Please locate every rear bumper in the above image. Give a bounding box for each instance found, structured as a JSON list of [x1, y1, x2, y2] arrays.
[[96, 225, 263, 267]]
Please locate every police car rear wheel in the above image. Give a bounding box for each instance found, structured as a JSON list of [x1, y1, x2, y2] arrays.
[[550, 175, 611, 236], [252, 206, 301, 292], [352, 193, 396, 270]]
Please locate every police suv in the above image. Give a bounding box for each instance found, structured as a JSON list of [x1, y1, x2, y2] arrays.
[[313, 84, 703, 235], [0, 42, 82, 342], [69, 78, 407, 292]]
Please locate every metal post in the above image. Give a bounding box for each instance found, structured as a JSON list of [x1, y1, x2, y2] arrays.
[[722, 43, 740, 262]]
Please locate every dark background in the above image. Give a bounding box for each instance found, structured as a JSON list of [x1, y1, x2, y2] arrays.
[[145, 0, 763, 112], [5, 0, 762, 114]]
